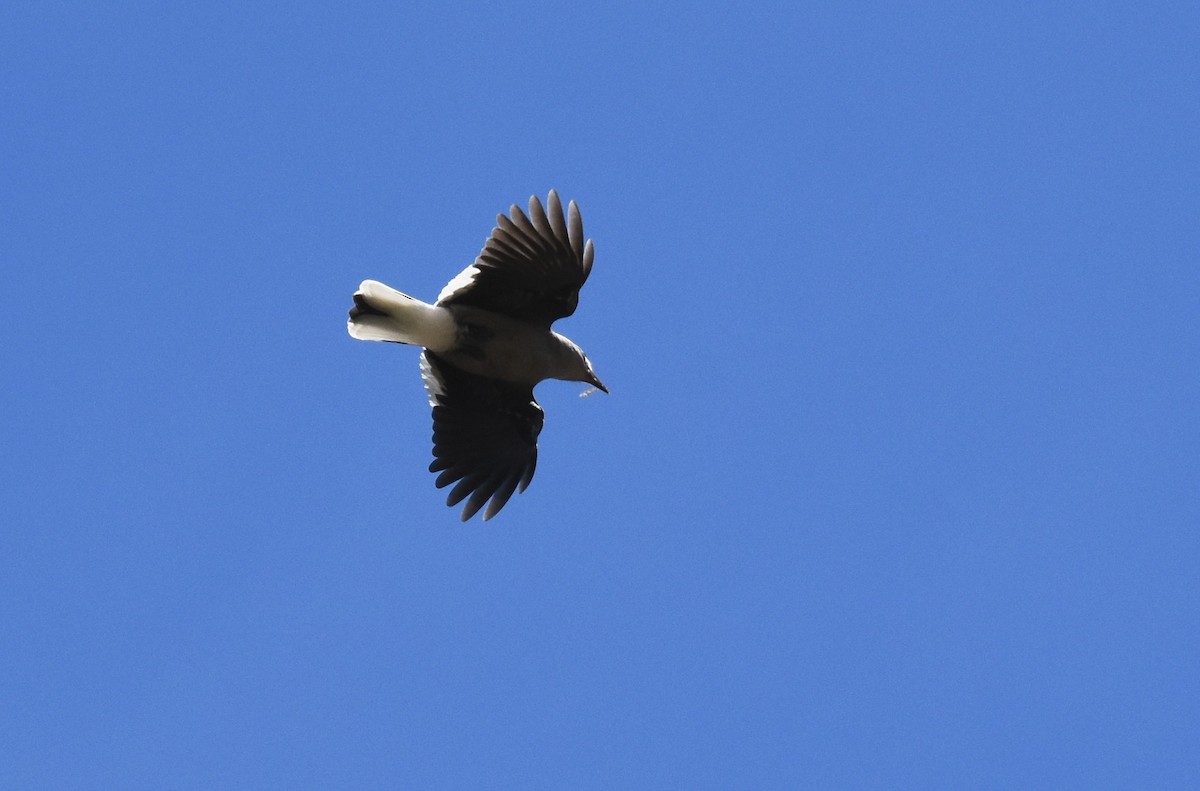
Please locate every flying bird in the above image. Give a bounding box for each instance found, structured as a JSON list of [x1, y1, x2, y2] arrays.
[[347, 190, 607, 521]]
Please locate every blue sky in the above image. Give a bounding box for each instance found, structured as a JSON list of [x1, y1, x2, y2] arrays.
[[3, 2, 1198, 788]]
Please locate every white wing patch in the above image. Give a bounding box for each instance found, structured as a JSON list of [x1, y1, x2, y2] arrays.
[[436, 262, 482, 304], [419, 351, 446, 407]]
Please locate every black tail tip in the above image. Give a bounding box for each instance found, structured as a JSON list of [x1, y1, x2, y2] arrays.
[[349, 292, 389, 320]]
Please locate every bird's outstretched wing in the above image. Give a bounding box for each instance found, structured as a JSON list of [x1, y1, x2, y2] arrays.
[[437, 190, 595, 329], [421, 351, 544, 521]]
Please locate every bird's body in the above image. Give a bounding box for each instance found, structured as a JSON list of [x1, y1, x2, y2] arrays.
[[440, 305, 587, 386], [347, 190, 605, 521]]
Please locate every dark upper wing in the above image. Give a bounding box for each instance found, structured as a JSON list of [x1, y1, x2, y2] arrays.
[[436, 190, 595, 329], [420, 351, 544, 521]]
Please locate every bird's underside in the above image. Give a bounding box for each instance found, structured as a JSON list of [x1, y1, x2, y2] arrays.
[[347, 189, 604, 521]]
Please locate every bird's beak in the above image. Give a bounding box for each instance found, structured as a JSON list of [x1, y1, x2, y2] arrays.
[[588, 370, 609, 394]]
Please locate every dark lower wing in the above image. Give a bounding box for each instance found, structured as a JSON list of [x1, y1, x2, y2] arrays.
[[421, 352, 544, 521]]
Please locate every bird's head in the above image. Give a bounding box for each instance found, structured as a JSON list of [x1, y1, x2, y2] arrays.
[[553, 334, 608, 395]]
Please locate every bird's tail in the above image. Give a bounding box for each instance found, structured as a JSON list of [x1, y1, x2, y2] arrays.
[[347, 280, 456, 351]]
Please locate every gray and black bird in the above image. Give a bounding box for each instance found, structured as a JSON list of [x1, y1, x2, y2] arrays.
[[347, 190, 607, 521]]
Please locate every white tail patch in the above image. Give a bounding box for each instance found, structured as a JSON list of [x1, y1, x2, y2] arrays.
[[347, 280, 457, 351]]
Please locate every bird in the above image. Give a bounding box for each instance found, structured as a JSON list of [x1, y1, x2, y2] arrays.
[[347, 190, 607, 522]]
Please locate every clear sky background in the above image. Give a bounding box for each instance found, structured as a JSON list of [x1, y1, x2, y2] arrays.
[[3, 2, 1198, 788]]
